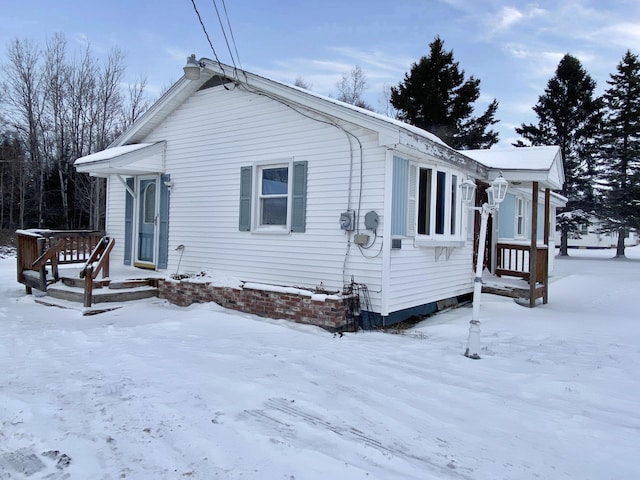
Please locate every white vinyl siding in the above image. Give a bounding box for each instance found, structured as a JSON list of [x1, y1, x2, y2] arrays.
[[134, 86, 386, 312]]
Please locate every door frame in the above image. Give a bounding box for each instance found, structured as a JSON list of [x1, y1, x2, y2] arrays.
[[134, 174, 160, 269]]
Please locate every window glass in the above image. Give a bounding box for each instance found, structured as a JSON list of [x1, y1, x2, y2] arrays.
[[435, 171, 446, 234], [416, 166, 463, 240], [516, 197, 524, 236], [451, 174, 457, 235], [417, 168, 432, 235], [143, 183, 156, 224], [260, 166, 288, 226]]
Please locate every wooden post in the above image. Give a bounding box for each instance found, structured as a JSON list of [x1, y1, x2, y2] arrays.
[[84, 265, 93, 308], [36, 237, 47, 291], [529, 182, 539, 307], [543, 188, 550, 304]]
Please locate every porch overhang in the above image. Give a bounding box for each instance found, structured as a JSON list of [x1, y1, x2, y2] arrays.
[[74, 141, 166, 177], [462, 146, 564, 190]]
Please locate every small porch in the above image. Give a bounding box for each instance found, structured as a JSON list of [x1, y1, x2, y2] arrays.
[[16, 229, 159, 312], [464, 146, 565, 307]]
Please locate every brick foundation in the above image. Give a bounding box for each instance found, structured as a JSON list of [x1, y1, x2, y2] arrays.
[[157, 279, 356, 331]]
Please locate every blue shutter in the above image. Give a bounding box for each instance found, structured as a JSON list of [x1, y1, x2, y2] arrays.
[[391, 156, 408, 236], [124, 177, 134, 265], [157, 174, 170, 269], [291, 161, 307, 233], [239, 166, 252, 231]]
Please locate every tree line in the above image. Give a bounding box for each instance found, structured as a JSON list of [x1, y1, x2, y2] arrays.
[[2, 33, 638, 257], [326, 38, 639, 257], [0, 34, 150, 231]]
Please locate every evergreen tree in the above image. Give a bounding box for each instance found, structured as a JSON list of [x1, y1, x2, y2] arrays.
[[515, 54, 603, 256], [390, 36, 499, 149], [597, 50, 640, 257]]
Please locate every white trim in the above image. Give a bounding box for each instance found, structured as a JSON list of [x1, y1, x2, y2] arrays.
[[252, 160, 293, 234], [413, 163, 466, 244], [75, 141, 166, 175], [381, 149, 394, 317]]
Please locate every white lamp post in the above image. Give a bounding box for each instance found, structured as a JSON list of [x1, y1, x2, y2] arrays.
[[460, 174, 508, 359]]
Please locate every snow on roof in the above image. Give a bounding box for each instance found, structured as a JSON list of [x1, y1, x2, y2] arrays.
[[462, 146, 560, 171], [281, 79, 448, 147], [74, 143, 157, 165]]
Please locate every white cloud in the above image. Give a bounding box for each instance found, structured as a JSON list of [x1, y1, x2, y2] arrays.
[[495, 6, 524, 31]]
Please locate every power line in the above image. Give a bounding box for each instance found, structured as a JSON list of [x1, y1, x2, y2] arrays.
[[189, 0, 224, 71], [221, 0, 243, 70], [210, 0, 237, 71]]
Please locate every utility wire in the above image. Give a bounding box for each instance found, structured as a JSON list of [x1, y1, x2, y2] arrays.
[[221, 0, 243, 70], [210, 0, 237, 73], [189, 0, 225, 72]]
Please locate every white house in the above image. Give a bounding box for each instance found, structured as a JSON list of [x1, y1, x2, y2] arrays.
[[74, 59, 565, 329]]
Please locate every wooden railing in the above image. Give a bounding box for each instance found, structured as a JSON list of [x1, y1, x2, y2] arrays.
[[79, 236, 115, 307], [16, 229, 105, 292], [495, 243, 548, 280], [494, 242, 549, 306]]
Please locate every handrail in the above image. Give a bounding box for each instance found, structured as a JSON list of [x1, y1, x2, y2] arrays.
[[31, 239, 65, 270], [80, 237, 115, 308], [16, 229, 105, 293]]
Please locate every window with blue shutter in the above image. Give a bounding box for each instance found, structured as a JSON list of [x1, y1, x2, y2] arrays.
[[239, 161, 307, 233]]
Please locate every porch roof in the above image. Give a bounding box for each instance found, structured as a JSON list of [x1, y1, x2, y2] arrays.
[[462, 146, 564, 190], [74, 141, 166, 177]]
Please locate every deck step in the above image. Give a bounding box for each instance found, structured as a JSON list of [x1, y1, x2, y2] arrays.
[[46, 282, 158, 304]]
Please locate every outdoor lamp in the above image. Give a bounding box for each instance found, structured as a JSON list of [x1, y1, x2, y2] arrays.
[[490, 174, 509, 205], [461, 172, 508, 359], [460, 179, 477, 204], [183, 54, 203, 80]]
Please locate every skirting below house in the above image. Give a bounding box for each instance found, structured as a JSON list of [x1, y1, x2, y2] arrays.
[[158, 278, 470, 332], [158, 279, 357, 332]]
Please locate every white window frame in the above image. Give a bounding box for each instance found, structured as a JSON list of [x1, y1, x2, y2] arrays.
[[253, 161, 292, 233], [515, 196, 526, 238], [414, 164, 465, 246]]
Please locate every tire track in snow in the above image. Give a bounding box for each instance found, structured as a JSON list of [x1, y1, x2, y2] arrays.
[[243, 397, 474, 479]]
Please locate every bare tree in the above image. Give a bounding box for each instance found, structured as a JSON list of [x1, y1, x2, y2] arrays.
[[1, 34, 150, 230], [336, 65, 372, 110], [2, 38, 45, 227], [293, 77, 312, 90], [379, 82, 399, 119]]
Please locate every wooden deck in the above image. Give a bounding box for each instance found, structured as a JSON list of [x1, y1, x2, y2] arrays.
[[16, 229, 160, 313], [485, 243, 550, 306]]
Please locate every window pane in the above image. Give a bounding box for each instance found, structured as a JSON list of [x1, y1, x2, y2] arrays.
[[261, 197, 288, 225], [418, 169, 432, 235], [144, 183, 156, 224], [451, 174, 457, 235], [262, 167, 288, 194], [435, 171, 446, 235]]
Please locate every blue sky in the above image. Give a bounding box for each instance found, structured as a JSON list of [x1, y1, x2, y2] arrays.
[[1, 0, 639, 147]]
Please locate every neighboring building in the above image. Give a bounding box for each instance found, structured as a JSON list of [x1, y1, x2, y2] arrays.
[[553, 218, 639, 249], [74, 59, 565, 330]]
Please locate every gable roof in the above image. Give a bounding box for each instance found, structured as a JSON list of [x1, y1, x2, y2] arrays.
[[105, 59, 487, 178], [463, 145, 565, 190]]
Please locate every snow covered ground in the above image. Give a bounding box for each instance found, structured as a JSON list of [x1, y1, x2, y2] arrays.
[[1, 248, 639, 479]]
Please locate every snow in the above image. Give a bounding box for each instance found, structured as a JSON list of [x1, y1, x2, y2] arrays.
[[464, 145, 560, 170], [1, 248, 639, 479], [73, 143, 157, 165]]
